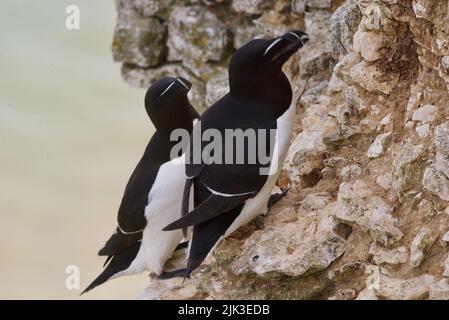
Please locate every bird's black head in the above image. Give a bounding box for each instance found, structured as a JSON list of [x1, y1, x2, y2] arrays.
[[228, 30, 309, 106], [144, 77, 198, 134]]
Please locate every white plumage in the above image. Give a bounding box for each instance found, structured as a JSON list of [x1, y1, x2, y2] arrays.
[[225, 92, 296, 236], [112, 156, 190, 278]]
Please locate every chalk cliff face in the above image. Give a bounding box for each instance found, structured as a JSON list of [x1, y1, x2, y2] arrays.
[[113, 0, 449, 300]]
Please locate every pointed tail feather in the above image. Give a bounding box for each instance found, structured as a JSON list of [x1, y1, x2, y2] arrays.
[[81, 242, 140, 295], [183, 205, 243, 277]]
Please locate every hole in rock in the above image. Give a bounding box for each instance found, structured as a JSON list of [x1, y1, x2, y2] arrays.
[[334, 223, 353, 240], [300, 168, 323, 188]]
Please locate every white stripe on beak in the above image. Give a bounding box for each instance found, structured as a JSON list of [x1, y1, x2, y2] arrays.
[[288, 31, 308, 45], [176, 78, 190, 90], [287, 32, 300, 40], [159, 81, 176, 97], [262, 38, 283, 57]]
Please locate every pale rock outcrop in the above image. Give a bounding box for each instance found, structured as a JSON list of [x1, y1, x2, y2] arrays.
[[205, 68, 229, 106], [442, 231, 449, 242], [409, 227, 438, 267], [443, 254, 449, 277], [285, 103, 336, 184], [328, 288, 357, 300], [392, 141, 424, 194], [112, 0, 449, 300], [232, 0, 275, 15], [429, 279, 449, 300], [286, 129, 328, 183], [167, 6, 230, 77], [415, 124, 430, 139], [434, 122, 449, 178], [133, 0, 173, 17], [112, 16, 166, 67], [376, 173, 392, 190], [325, 0, 361, 61], [417, 199, 435, 218], [422, 165, 449, 201], [138, 278, 205, 300], [349, 61, 399, 94], [353, 31, 386, 62], [412, 104, 438, 123], [340, 164, 362, 182], [356, 287, 378, 300], [369, 243, 409, 265], [232, 210, 346, 277], [299, 192, 333, 216], [375, 274, 436, 300], [334, 187, 403, 246], [367, 132, 391, 158]]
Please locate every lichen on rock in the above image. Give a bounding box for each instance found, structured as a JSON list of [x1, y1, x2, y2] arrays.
[[231, 209, 347, 277], [167, 6, 230, 77]]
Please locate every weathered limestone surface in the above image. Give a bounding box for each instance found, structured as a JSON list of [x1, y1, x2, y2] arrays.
[[113, 0, 449, 300]]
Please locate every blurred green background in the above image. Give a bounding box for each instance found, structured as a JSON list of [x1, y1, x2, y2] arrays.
[[0, 0, 154, 299]]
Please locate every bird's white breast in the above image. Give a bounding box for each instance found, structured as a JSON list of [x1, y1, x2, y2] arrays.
[[224, 98, 296, 236], [117, 156, 189, 277]]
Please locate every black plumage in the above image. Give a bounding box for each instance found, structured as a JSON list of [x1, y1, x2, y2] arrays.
[[82, 77, 198, 294], [164, 31, 309, 278]]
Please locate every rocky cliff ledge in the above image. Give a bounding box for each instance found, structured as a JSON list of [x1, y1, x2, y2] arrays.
[[113, 0, 449, 300]]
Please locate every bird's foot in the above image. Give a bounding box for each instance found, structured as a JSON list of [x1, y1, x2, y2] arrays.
[[267, 187, 291, 211], [254, 216, 265, 230], [157, 268, 188, 280]]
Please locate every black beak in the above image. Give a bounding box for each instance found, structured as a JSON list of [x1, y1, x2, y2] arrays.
[[282, 30, 309, 45], [263, 30, 309, 63], [176, 77, 192, 91]]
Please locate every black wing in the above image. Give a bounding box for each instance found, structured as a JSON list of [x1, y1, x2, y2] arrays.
[[163, 188, 255, 230], [117, 133, 167, 233], [164, 96, 278, 231], [101, 133, 166, 258]]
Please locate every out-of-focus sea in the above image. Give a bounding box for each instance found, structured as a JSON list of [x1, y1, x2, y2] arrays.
[[0, 0, 154, 299]]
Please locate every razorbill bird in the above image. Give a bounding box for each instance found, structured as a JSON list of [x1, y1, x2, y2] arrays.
[[82, 76, 199, 294], [163, 31, 309, 277]]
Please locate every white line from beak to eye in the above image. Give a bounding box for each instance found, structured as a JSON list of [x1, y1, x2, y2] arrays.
[[262, 37, 282, 57], [118, 225, 144, 235], [177, 78, 190, 90], [159, 81, 176, 97], [288, 31, 300, 40]]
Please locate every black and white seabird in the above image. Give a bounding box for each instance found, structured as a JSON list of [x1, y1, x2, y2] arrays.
[[82, 76, 199, 294], [163, 30, 309, 277]]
